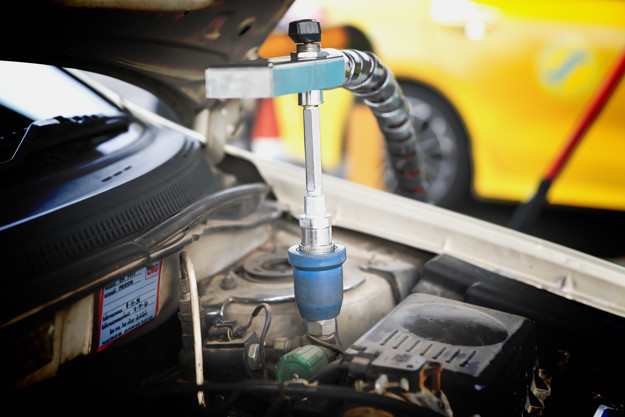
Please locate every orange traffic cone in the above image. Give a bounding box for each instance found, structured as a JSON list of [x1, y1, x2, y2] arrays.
[[251, 98, 285, 159]]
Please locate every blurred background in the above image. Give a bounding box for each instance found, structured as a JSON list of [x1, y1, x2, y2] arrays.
[[92, 0, 625, 261], [248, 0, 625, 261]]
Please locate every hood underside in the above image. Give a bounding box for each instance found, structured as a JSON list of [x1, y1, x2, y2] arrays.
[[1, 0, 293, 125]]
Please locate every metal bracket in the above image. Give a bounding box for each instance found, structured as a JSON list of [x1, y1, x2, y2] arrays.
[[205, 49, 345, 99]]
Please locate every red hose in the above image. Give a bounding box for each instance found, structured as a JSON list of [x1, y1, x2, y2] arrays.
[[544, 46, 625, 181], [510, 46, 625, 231]]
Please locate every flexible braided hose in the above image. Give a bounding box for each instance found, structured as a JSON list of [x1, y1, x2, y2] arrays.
[[341, 49, 429, 202]]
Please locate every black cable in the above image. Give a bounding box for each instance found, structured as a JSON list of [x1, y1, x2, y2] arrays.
[[233, 303, 272, 377], [150, 380, 445, 417], [203, 390, 240, 415], [262, 396, 287, 417], [309, 358, 343, 384], [334, 317, 343, 350], [307, 334, 343, 354], [257, 304, 272, 379]]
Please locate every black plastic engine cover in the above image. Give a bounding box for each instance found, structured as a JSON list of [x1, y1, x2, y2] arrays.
[[414, 254, 625, 415], [343, 293, 536, 417], [0, 124, 220, 323]]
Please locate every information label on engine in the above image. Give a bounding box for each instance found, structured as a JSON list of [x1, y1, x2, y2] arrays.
[[97, 260, 162, 351]]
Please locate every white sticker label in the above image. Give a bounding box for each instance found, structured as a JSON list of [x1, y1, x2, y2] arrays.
[[97, 260, 162, 351]]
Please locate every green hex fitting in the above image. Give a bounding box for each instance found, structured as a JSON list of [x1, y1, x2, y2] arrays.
[[275, 345, 329, 382]]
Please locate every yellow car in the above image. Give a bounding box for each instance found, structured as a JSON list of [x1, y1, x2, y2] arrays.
[[258, 0, 625, 209]]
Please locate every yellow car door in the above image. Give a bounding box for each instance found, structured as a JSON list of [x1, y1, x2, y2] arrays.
[[260, 0, 625, 210], [425, 0, 625, 209]]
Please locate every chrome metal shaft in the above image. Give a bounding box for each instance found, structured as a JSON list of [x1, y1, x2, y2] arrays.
[[298, 90, 333, 254], [303, 105, 323, 200]]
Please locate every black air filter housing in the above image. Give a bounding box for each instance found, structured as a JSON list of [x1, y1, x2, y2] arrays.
[[0, 122, 220, 322], [343, 293, 536, 417]]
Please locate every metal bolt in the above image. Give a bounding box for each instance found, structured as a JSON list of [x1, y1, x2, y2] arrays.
[[247, 343, 262, 371], [220, 274, 237, 290], [273, 336, 292, 353], [307, 319, 336, 337]]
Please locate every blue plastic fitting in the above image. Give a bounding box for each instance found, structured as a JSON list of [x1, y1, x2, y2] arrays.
[[287, 243, 346, 321], [594, 405, 618, 417]]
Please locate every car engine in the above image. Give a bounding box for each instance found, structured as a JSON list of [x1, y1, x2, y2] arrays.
[[1, 2, 625, 417], [2, 141, 625, 415]]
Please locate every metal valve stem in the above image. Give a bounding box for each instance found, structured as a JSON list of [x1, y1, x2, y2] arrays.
[[287, 19, 346, 324], [299, 90, 334, 254], [288, 21, 335, 255]]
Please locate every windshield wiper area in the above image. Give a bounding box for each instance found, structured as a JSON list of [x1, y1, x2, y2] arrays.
[[0, 114, 131, 170]]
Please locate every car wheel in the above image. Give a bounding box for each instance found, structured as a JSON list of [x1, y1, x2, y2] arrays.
[[391, 82, 472, 208]]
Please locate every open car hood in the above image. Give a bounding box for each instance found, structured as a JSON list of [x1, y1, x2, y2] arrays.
[[0, 0, 293, 126]]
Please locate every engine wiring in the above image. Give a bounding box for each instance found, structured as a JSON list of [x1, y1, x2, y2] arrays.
[[143, 379, 446, 417], [233, 302, 273, 379], [306, 333, 343, 354], [180, 251, 207, 408]]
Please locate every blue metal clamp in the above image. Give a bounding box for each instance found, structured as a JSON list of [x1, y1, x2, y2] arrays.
[[205, 50, 345, 99]]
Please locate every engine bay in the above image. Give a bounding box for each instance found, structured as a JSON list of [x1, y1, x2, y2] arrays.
[[3, 169, 625, 416], [1, 3, 625, 415]]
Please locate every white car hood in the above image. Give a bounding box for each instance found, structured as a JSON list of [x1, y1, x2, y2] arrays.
[[226, 144, 625, 319]]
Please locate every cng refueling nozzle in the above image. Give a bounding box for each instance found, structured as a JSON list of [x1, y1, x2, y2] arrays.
[[206, 19, 347, 338], [285, 20, 346, 337], [287, 19, 334, 255], [205, 26, 428, 202], [205, 17, 427, 338]]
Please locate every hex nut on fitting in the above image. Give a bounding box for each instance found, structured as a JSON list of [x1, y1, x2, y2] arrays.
[[288, 19, 322, 44], [273, 337, 292, 353], [247, 343, 262, 371], [307, 319, 336, 337]]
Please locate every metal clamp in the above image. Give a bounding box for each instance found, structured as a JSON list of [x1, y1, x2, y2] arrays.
[[205, 49, 345, 99]]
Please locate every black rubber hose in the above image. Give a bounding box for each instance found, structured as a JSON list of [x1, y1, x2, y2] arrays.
[[203, 390, 240, 415], [309, 358, 343, 384], [263, 396, 287, 417], [342, 49, 429, 202]]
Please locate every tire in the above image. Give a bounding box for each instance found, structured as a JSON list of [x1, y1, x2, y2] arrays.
[[393, 82, 472, 208]]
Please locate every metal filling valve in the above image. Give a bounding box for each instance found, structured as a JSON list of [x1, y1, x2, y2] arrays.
[[205, 18, 425, 341], [285, 20, 346, 338]]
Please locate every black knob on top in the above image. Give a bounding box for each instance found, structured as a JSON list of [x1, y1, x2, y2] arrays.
[[288, 19, 322, 44]]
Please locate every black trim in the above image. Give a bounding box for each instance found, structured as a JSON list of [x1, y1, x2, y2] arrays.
[[0, 127, 221, 323]]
